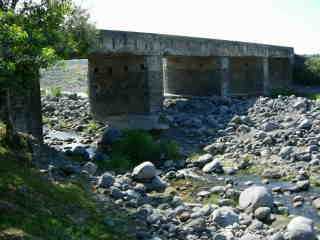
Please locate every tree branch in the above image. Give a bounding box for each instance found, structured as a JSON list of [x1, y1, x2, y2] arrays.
[[10, 0, 19, 10]]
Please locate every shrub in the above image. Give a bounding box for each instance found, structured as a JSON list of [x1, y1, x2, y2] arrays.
[[294, 55, 320, 85], [108, 130, 181, 171], [49, 86, 62, 97]]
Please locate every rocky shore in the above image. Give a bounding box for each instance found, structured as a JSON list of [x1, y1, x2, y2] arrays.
[[40, 93, 320, 240]]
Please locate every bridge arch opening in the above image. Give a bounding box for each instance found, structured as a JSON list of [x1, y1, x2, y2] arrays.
[[163, 56, 222, 96]]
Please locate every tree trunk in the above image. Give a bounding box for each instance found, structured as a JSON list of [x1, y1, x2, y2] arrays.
[[3, 88, 15, 142]]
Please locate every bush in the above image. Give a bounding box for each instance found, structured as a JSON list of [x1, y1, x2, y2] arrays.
[[49, 86, 62, 97], [107, 130, 181, 171], [294, 55, 320, 85]]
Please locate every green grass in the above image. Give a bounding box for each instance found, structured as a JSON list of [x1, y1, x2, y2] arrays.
[[0, 128, 135, 239]]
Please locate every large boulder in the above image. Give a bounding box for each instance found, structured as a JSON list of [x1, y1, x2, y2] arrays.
[[132, 162, 157, 181], [240, 233, 263, 240], [191, 153, 213, 167], [279, 146, 294, 160], [211, 206, 239, 227], [293, 98, 308, 110], [287, 216, 316, 240], [143, 176, 167, 192], [239, 186, 273, 212], [81, 161, 98, 175], [298, 118, 312, 130], [202, 159, 224, 174], [262, 122, 279, 132], [98, 172, 115, 188], [69, 145, 90, 160], [99, 128, 123, 146]]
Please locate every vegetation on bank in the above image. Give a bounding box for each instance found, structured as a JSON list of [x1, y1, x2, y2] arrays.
[[0, 126, 134, 240], [294, 55, 320, 86], [99, 130, 181, 172]]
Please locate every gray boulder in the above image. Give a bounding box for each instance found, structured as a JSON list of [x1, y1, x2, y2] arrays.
[[202, 159, 224, 174], [211, 206, 239, 227], [298, 118, 312, 130], [239, 186, 273, 212], [99, 128, 123, 146], [132, 162, 157, 181], [287, 216, 316, 240], [279, 146, 294, 159], [82, 161, 97, 175], [70, 145, 90, 160], [262, 122, 279, 132], [144, 176, 167, 192], [293, 98, 307, 110], [254, 207, 271, 222], [240, 233, 262, 240], [192, 153, 213, 167], [312, 198, 320, 209], [98, 172, 115, 188]]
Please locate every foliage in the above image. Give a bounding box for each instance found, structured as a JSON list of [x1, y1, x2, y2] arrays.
[[49, 86, 62, 97], [0, 0, 98, 134], [294, 55, 320, 85], [107, 130, 181, 172]]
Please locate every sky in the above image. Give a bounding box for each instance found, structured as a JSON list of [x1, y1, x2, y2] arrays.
[[75, 0, 320, 54]]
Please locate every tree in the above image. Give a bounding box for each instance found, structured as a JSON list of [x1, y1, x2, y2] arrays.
[[0, 0, 98, 140], [306, 56, 320, 77]]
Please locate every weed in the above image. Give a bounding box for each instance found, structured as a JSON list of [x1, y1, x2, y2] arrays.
[[86, 121, 100, 133]]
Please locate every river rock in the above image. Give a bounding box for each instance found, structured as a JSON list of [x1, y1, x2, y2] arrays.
[[287, 216, 316, 240], [262, 122, 279, 132], [98, 172, 115, 188], [144, 176, 167, 192], [239, 186, 273, 212], [279, 146, 294, 159], [82, 161, 97, 175], [240, 233, 262, 240], [211, 206, 239, 227], [254, 207, 271, 222], [192, 153, 213, 167], [132, 162, 157, 181], [298, 118, 312, 130], [202, 159, 224, 174], [312, 197, 320, 209], [99, 127, 123, 146]]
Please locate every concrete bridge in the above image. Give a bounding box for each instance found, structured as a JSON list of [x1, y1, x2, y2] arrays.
[[0, 29, 295, 139], [88, 30, 294, 124]]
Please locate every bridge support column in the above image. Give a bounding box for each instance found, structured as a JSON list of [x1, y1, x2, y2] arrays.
[[220, 57, 230, 97], [288, 56, 294, 85], [145, 55, 164, 113], [263, 57, 270, 95]]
